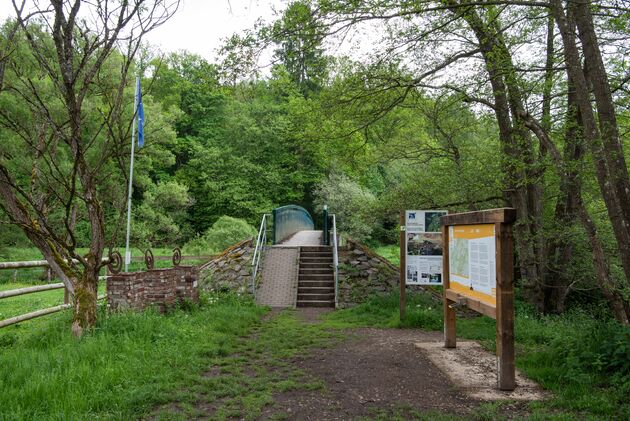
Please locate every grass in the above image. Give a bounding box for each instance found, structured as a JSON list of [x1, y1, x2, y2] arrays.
[[152, 309, 339, 420], [0, 293, 265, 420], [372, 244, 400, 266], [325, 291, 630, 420]]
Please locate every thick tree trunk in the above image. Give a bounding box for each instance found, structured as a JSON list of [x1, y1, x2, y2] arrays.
[[542, 75, 582, 314], [452, 4, 546, 310], [550, 0, 630, 315], [71, 270, 99, 337]]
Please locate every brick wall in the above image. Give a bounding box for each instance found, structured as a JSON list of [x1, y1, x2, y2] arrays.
[[107, 266, 199, 312]]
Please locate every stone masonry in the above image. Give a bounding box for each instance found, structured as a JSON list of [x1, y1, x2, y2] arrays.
[[107, 266, 199, 312], [337, 239, 400, 308], [200, 239, 254, 293]]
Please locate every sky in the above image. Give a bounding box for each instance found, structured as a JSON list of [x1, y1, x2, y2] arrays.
[[0, 0, 285, 62]]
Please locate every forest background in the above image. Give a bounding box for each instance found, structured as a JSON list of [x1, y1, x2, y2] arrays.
[[1, 0, 630, 324]]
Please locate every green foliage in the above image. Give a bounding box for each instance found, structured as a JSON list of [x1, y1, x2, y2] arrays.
[[313, 171, 378, 242], [272, 0, 328, 95], [183, 216, 256, 255], [133, 180, 192, 247]]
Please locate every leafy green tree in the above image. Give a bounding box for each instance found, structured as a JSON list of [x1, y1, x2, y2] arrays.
[[272, 0, 328, 96], [0, 2, 179, 336]]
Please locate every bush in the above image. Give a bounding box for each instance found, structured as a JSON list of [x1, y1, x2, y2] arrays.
[[313, 171, 377, 242], [183, 216, 256, 255]]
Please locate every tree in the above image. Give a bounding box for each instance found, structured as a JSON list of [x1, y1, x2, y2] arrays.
[[272, 0, 328, 96], [0, 0, 180, 336], [270, 0, 630, 321]]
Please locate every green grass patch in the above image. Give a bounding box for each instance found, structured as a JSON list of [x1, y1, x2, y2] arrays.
[[372, 244, 400, 266], [0, 293, 265, 420], [325, 291, 630, 420], [153, 309, 340, 421]]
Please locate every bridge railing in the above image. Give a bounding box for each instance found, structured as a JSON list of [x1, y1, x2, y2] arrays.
[[272, 205, 314, 244], [252, 213, 271, 296], [331, 214, 339, 308]]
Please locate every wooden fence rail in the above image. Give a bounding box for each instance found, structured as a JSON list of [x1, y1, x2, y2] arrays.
[[0, 254, 210, 329], [0, 255, 210, 270]]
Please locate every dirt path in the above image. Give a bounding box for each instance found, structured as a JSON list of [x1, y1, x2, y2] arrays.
[[152, 308, 533, 420], [260, 326, 478, 420]]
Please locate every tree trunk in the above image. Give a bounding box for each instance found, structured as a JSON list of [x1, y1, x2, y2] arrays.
[[71, 270, 99, 337], [550, 0, 630, 311], [451, 3, 546, 310]]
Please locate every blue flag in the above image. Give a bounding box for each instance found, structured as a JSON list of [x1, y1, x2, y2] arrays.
[[136, 78, 145, 148]]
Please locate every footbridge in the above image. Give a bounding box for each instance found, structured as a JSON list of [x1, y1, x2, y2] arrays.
[[252, 205, 339, 308]]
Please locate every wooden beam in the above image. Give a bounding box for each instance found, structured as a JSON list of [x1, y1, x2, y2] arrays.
[[440, 208, 516, 226], [0, 283, 65, 299], [445, 289, 496, 319], [443, 224, 457, 348], [0, 304, 72, 328], [399, 211, 406, 320], [496, 222, 516, 390]]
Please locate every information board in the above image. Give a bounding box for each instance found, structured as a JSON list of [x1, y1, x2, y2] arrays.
[[448, 224, 496, 306], [405, 210, 447, 285]]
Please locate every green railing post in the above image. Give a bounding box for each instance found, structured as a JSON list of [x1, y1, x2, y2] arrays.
[[272, 208, 277, 245], [323, 205, 329, 245]]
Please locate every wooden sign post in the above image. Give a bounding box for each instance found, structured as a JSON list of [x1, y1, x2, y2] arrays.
[[441, 208, 516, 391], [399, 211, 406, 320]]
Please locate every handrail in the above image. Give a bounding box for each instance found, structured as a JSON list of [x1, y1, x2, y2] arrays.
[[331, 214, 339, 308], [251, 213, 270, 296]]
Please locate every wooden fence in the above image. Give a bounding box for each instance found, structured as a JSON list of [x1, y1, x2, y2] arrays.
[[0, 255, 211, 329]]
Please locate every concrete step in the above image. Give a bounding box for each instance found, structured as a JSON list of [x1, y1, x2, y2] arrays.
[[298, 273, 334, 281], [300, 253, 333, 259], [300, 258, 332, 264], [299, 267, 333, 275], [301, 246, 332, 252], [296, 300, 335, 308], [298, 280, 335, 288], [299, 261, 333, 268], [298, 286, 335, 294], [298, 292, 334, 300]]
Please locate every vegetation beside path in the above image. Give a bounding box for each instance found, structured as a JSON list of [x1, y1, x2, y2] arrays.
[[327, 293, 630, 420], [2, 290, 629, 420]]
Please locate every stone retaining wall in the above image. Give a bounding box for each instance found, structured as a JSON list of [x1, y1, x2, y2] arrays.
[[199, 239, 254, 293], [107, 266, 199, 312], [337, 239, 400, 308]]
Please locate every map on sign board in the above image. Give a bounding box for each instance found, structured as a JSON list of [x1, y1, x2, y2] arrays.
[[448, 224, 496, 305], [405, 210, 447, 285]]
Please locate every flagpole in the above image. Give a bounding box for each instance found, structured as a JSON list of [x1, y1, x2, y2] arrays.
[[124, 76, 140, 272]]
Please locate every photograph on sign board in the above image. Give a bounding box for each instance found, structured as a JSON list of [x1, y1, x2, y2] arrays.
[[406, 255, 442, 285], [424, 211, 447, 232], [407, 232, 443, 256]]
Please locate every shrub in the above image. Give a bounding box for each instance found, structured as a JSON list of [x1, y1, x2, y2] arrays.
[[183, 216, 256, 255]]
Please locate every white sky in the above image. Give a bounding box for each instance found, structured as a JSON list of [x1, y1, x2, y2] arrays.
[[0, 0, 286, 63]]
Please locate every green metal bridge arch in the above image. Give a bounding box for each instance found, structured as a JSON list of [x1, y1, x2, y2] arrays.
[[272, 205, 314, 244]]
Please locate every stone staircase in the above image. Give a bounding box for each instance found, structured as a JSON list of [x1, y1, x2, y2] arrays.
[[297, 246, 335, 308]]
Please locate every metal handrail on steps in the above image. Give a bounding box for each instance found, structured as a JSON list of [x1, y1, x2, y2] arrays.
[[251, 213, 270, 297], [331, 214, 339, 308]]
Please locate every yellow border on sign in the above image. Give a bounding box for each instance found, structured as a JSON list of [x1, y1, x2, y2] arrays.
[[449, 281, 496, 306], [448, 223, 497, 307]]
